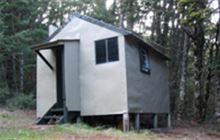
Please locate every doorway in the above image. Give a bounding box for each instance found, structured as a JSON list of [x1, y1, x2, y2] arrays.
[[56, 46, 64, 108]]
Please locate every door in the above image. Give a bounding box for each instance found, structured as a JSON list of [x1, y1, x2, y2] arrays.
[[56, 46, 64, 108]]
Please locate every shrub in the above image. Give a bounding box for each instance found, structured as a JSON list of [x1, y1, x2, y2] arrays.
[[0, 86, 10, 104], [7, 94, 36, 109]]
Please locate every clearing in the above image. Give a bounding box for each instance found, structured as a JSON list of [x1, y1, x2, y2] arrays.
[[0, 108, 220, 140]]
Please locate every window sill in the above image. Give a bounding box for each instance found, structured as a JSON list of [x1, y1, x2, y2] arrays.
[[96, 60, 119, 65]]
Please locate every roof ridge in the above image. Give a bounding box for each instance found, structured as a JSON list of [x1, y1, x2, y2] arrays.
[[70, 12, 131, 35], [48, 12, 131, 41], [47, 12, 169, 60]]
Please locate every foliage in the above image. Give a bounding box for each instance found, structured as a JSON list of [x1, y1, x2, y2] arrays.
[[7, 94, 36, 109], [178, 0, 212, 25], [0, 0, 47, 105], [177, 0, 219, 122], [0, 85, 10, 104]]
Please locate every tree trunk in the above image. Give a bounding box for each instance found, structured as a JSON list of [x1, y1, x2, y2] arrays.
[[19, 52, 24, 93], [151, 13, 156, 40], [177, 33, 189, 120], [203, 43, 215, 120], [161, 0, 173, 46], [194, 29, 205, 122], [214, 0, 220, 119], [118, 0, 124, 28], [155, 4, 162, 44], [168, 10, 181, 117], [126, 0, 134, 30], [12, 53, 18, 94]]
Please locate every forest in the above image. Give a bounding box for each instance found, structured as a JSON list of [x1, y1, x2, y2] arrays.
[[0, 0, 219, 124]]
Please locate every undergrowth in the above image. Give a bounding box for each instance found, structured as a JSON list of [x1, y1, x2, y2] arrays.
[[0, 123, 155, 140]]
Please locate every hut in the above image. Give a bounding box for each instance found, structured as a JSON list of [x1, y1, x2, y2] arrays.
[[32, 13, 170, 131]]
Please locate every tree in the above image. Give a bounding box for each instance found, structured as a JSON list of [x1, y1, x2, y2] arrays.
[[0, 0, 47, 97], [177, 33, 189, 120], [178, 0, 215, 122]]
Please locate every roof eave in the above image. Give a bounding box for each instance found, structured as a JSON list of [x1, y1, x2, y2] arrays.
[[125, 34, 170, 60], [31, 39, 79, 51]]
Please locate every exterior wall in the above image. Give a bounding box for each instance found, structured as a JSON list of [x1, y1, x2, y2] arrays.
[[37, 49, 57, 118], [64, 41, 80, 111], [125, 38, 170, 113], [51, 17, 128, 116]]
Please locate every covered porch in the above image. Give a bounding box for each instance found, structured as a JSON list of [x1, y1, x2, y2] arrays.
[[32, 39, 80, 124]]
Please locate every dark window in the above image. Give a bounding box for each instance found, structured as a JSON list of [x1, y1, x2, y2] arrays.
[[95, 37, 119, 64], [108, 37, 119, 62], [95, 40, 106, 64], [140, 48, 150, 73]]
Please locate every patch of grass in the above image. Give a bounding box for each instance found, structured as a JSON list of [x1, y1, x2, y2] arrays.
[[51, 123, 156, 140], [0, 114, 16, 120], [0, 123, 156, 140], [0, 128, 48, 140]]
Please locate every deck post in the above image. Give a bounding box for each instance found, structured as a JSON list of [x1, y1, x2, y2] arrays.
[[135, 113, 140, 132], [123, 113, 129, 132], [167, 113, 171, 128], [63, 106, 68, 123], [76, 116, 81, 123], [153, 114, 158, 129]]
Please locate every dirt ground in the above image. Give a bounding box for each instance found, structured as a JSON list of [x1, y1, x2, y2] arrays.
[[0, 108, 220, 140], [153, 127, 220, 140]]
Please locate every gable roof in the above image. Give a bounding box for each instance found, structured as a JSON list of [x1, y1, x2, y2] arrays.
[[48, 12, 131, 40], [49, 12, 169, 60]]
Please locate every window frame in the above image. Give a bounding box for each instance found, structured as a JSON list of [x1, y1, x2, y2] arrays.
[[95, 37, 119, 65], [139, 47, 151, 74]]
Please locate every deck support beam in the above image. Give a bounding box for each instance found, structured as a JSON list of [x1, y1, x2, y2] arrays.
[[63, 106, 68, 123], [153, 114, 158, 129], [135, 113, 140, 132], [167, 113, 171, 128], [36, 50, 54, 70], [76, 116, 81, 123], [123, 113, 129, 132]]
